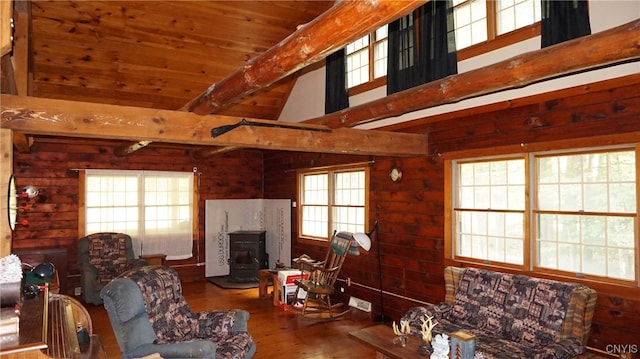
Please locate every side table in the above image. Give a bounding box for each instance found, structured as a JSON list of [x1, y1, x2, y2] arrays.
[[258, 269, 281, 306], [350, 324, 420, 359], [139, 254, 167, 266]]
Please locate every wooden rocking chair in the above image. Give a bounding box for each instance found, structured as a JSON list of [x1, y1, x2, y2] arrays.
[[292, 231, 353, 320]]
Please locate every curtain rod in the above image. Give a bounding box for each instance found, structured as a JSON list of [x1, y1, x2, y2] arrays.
[[69, 168, 203, 174], [283, 159, 376, 173]]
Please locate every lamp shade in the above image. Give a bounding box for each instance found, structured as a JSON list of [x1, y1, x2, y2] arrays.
[[21, 185, 40, 199], [33, 262, 55, 280], [353, 232, 372, 252]]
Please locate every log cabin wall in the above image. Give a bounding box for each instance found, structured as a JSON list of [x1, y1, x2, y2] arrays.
[[264, 74, 640, 355], [11, 141, 263, 290]]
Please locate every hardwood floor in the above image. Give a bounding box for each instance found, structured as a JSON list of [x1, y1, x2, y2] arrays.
[[87, 280, 379, 358]]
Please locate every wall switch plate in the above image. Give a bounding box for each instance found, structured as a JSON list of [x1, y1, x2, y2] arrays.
[[74, 287, 82, 296]]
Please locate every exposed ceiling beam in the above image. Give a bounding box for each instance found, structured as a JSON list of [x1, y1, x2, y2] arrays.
[[0, 0, 11, 57], [192, 146, 242, 159], [305, 19, 640, 129], [182, 0, 426, 115], [129, 0, 424, 156], [11, 130, 32, 153], [114, 140, 152, 156], [0, 95, 427, 157], [5, 1, 33, 153]]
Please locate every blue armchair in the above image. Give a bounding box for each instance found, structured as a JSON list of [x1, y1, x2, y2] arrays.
[[100, 265, 256, 359], [77, 232, 147, 305]]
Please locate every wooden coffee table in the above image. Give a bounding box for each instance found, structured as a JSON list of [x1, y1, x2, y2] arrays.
[[349, 324, 422, 359]]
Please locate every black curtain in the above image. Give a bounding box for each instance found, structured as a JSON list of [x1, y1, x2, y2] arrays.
[[324, 49, 349, 114], [541, 0, 591, 48], [387, 13, 417, 95], [387, 0, 457, 95]]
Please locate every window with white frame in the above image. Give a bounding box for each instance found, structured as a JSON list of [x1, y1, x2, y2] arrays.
[[449, 145, 638, 283], [299, 167, 368, 240], [84, 170, 194, 260]]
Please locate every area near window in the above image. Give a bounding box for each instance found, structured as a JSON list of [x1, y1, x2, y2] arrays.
[[445, 141, 639, 287], [453, 0, 541, 50], [298, 165, 369, 242], [346, 0, 542, 92], [79, 169, 195, 260]]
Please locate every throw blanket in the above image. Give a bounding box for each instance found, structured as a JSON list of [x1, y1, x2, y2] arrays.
[[88, 235, 129, 283]]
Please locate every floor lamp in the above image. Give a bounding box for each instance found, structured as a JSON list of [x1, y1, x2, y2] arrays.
[[354, 220, 386, 323]]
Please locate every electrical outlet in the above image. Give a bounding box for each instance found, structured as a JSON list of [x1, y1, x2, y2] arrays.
[[74, 287, 82, 296], [348, 296, 372, 312]]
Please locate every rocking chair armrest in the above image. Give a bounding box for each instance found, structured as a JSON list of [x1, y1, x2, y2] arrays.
[[293, 255, 325, 271], [310, 265, 340, 274]]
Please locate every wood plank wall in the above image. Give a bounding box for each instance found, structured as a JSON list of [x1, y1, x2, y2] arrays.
[[9, 73, 640, 355], [11, 142, 263, 288], [263, 74, 640, 356]]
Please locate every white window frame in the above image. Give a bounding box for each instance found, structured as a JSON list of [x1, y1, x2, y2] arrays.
[[298, 166, 369, 242], [446, 143, 639, 285], [82, 169, 195, 260]]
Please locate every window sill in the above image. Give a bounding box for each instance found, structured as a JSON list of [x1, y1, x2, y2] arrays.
[[348, 76, 387, 97], [297, 236, 329, 247]]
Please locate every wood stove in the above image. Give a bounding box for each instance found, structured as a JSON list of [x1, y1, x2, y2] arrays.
[[228, 230, 267, 282]]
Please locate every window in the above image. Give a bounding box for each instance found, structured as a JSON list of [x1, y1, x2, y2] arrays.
[[345, 0, 541, 88], [453, 0, 541, 51], [82, 170, 194, 260], [346, 26, 388, 88], [448, 145, 638, 284], [535, 150, 636, 281], [496, 0, 541, 35], [452, 0, 489, 50], [395, 13, 416, 71], [454, 158, 526, 265], [299, 166, 368, 241]]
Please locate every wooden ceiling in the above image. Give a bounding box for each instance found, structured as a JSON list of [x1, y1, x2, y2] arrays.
[[2, 1, 639, 156], [26, 1, 335, 120], [2, 0, 434, 156]]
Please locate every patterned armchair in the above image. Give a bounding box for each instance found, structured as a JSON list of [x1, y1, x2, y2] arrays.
[[401, 266, 597, 359], [78, 232, 147, 305], [100, 265, 256, 359]]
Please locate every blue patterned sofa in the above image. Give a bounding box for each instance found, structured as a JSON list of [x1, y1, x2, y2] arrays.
[[401, 266, 597, 359], [101, 265, 256, 359]]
